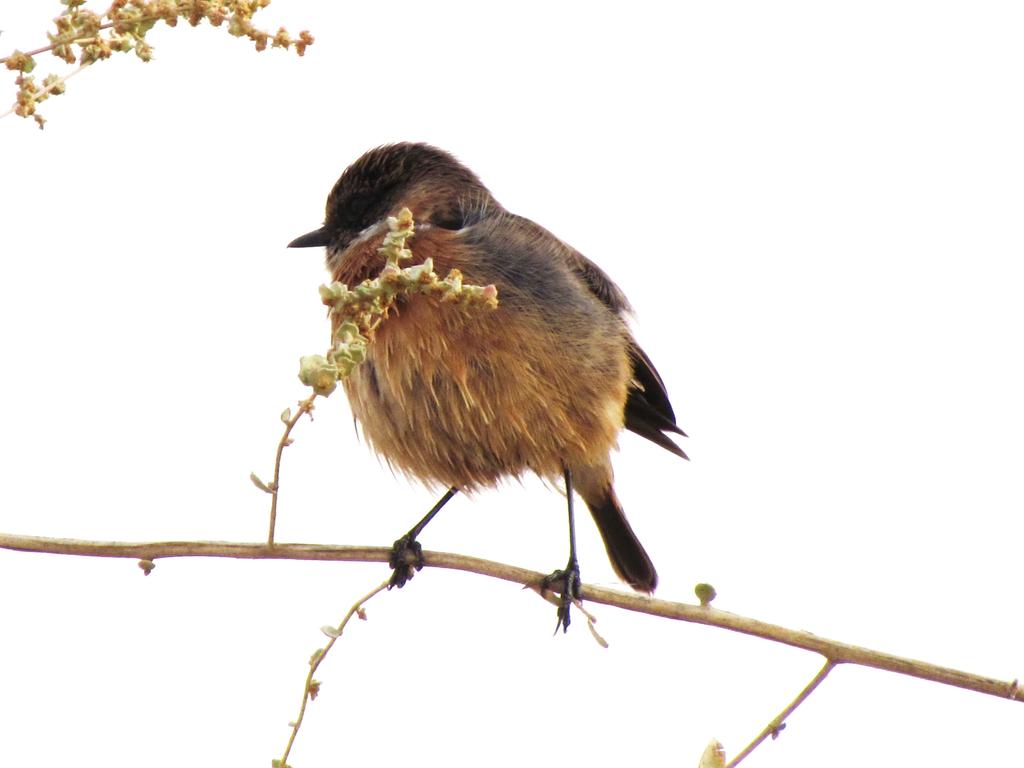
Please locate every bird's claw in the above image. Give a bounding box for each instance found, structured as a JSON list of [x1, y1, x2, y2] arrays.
[[388, 534, 424, 589], [542, 560, 582, 634]]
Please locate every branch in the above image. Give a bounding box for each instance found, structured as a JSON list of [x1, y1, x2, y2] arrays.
[[2, 532, 1020, 706], [726, 660, 836, 767]]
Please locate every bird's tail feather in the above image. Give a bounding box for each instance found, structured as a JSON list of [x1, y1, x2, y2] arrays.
[[577, 478, 658, 593]]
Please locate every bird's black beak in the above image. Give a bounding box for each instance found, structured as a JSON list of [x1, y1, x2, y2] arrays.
[[288, 226, 330, 248]]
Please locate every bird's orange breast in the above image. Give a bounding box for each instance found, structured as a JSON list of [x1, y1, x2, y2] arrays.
[[334, 225, 631, 490]]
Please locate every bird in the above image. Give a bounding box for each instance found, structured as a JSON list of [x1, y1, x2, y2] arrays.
[[289, 143, 686, 631]]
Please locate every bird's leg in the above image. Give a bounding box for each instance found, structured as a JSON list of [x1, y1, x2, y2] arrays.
[[541, 467, 582, 633], [388, 487, 459, 589]]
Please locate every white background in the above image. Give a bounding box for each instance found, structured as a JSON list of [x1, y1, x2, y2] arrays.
[[1, 2, 1022, 766]]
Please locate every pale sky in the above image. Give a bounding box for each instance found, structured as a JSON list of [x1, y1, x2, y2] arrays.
[[2, 3, 1022, 766]]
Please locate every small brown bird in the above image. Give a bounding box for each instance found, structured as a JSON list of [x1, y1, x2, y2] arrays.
[[289, 143, 686, 630]]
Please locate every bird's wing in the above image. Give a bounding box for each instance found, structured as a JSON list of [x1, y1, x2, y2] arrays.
[[563, 248, 688, 460], [623, 345, 688, 459], [562, 249, 633, 315], [462, 211, 688, 460]]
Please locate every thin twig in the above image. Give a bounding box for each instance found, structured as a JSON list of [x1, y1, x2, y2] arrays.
[[573, 597, 609, 648], [0, 41, 66, 64], [264, 395, 317, 545], [0, 10, 119, 64], [0, 63, 89, 121], [726, 660, 837, 767], [0, 2, 142, 69], [277, 578, 391, 768], [2, 532, 1020, 706], [0, 1, 306, 66]]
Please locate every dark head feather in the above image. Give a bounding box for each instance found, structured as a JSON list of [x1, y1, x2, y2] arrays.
[[320, 143, 498, 249]]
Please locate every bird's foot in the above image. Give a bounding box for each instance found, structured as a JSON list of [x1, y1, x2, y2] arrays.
[[388, 534, 424, 589], [541, 559, 582, 634]]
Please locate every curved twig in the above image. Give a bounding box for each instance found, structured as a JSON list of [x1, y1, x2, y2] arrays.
[[276, 577, 391, 768], [726, 660, 837, 767]]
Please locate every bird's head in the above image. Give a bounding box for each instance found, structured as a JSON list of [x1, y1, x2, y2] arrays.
[[288, 143, 498, 261]]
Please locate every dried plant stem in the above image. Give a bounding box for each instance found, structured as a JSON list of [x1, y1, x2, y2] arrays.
[[726, 660, 837, 767], [0, 19, 119, 64], [0, 42, 62, 63], [0, 63, 89, 120], [0, 0, 134, 64], [2, 532, 1020, 707], [263, 395, 317, 545], [3, 1, 313, 126], [277, 578, 391, 768]]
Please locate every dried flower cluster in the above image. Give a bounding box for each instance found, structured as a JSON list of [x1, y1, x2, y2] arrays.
[[299, 208, 500, 397], [2, 0, 313, 128]]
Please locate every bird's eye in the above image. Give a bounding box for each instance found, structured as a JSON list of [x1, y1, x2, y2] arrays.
[[429, 211, 465, 231]]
